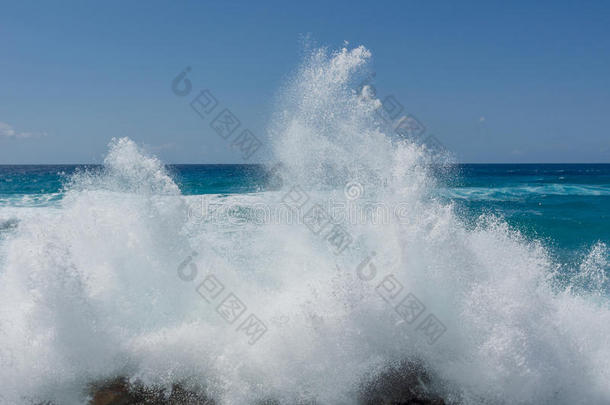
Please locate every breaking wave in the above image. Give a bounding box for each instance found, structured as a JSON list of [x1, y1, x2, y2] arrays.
[[0, 46, 608, 404]]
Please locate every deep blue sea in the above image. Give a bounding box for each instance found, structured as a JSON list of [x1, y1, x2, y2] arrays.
[[2, 164, 608, 257]]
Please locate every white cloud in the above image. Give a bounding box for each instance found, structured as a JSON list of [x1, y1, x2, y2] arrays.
[[0, 121, 46, 139]]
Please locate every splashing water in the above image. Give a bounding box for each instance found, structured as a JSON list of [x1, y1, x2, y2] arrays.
[[0, 46, 609, 404]]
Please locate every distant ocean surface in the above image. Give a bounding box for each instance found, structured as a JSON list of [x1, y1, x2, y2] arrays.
[[2, 163, 609, 260]]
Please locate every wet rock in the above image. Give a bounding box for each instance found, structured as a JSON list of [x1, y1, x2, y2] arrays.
[[88, 377, 213, 405], [359, 360, 447, 405]]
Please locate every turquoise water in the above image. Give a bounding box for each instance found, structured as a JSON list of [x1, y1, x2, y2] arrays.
[[442, 164, 610, 261], [2, 164, 608, 256]]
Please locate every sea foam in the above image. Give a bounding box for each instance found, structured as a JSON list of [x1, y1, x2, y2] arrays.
[[0, 46, 608, 404]]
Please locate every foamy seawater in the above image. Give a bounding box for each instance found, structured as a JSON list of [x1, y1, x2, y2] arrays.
[[0, 46, 609, 404]]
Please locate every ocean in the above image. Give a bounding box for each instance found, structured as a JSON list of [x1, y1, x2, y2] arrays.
[[3, 163, 608, 260], [2, 162, 609, 244], [0, 45, 609, 405]]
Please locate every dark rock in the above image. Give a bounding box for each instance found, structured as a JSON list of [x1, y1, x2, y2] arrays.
[[88, 377, 214, 405], [359, 360, 447, 405]]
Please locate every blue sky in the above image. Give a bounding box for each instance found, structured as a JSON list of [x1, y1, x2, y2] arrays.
[[1, 0, 609, 163]]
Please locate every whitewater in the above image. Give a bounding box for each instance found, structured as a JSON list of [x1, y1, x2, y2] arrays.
[[0, 46, 608, 404]]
